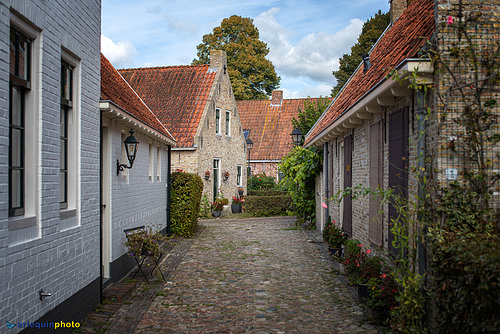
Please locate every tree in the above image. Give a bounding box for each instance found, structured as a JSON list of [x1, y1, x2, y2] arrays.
[[291, 97, 331, 142], [331, 10, 390, 97], [192, 15, 280, 100]]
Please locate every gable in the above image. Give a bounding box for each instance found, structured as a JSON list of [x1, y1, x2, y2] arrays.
[[119, 65, 216, 148]]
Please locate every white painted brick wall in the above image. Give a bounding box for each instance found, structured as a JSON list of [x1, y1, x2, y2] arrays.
[[0, 0, 101, 328]]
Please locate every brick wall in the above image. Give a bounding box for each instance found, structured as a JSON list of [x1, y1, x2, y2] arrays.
[[0, 0, 101, 328]]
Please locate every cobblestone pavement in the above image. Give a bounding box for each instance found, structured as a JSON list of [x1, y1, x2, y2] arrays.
[[127, 217, 379, 334]]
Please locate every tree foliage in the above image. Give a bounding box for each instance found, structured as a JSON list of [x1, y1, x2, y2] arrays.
[[331, 10, 390, 97], [291, 97, 331, 142], [279, 146, 322, 227], [192, 15, 280, 100]]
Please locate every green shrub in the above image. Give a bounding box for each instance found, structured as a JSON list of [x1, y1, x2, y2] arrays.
[[247, 190, 288, 197], [248, 174, 277, 190], [199, 194, 211, 219], [171, 171, 203, 237], [429, 232, 500, 333], [245, 195, 292, 217], [342, 239, 364, 284]]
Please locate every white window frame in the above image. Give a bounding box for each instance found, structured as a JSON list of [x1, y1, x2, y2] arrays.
[[149, 142, 153, 180], [8, 15, 41, 244], [156, 145, 161, 181], [215, 107, 221, 135], [225, 110, 231, 136]]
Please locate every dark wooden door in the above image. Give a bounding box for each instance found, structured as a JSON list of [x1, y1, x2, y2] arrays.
[[343, 134, 353, 235], [388, 108, 409, 257], [369, 121, 383, 246]]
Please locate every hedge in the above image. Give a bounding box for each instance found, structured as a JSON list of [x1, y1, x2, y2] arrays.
[[429, 232, 500, 333], [247, 190, 288, 197], [245, 195, 292, 217], [171, 171, 203, 237]]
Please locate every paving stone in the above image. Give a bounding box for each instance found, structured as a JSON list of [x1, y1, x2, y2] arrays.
[[81, 217, 381, 333]]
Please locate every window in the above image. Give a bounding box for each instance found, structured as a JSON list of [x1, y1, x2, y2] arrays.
[[225, 110, 231, 136], [149, 143, 153, 180], [9, 28, 31, 217], [213, 159, 220, 201], [156, 146, 161, 181], [215, 108, 220, 134], [60, 61, 73, 209], [236, 165, 242, 186]]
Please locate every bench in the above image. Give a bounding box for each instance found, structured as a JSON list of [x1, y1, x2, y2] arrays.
[[124, 226, 165, 283]]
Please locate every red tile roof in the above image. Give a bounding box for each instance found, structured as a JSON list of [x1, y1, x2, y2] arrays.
[[100, 54, 175, 142], [119, 65, 216, 148], [238, 97, 330, 160], [306, 0, 435, 144]]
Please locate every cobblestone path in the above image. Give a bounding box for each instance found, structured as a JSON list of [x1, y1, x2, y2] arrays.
[[133, 217, 378, 334]]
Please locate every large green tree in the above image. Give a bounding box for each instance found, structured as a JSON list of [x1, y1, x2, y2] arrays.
[[192, 15, 280, 100], [331, 10, 390, 97], [291, 97, 331, 142]]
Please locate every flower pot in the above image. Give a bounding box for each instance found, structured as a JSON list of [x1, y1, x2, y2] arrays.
[[212, 210, 221, 217], [358, 283, 370, 302], [205, 175, 209, 180], [238, 190, 243, 196], [328, 247, 342, 258], [231, 204, 242, 213]]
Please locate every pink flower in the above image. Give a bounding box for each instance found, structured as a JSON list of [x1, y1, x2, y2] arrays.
[[357, 244, 364, 248], [366, 249, 372, 254], [447, 16, 454, 25], [321, 202, 328, 209], [381, 274, 387, 278]]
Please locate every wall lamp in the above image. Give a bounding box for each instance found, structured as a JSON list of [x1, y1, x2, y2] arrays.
[[117, 128, 139, 175], [291, 128, 303, 146]]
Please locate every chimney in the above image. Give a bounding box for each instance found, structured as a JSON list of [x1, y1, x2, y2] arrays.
[[209, 50, 227, 72], [271, 90, 283, 106], [390, 0, 407, 23]]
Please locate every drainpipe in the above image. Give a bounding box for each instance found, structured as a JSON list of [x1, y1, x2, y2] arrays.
[[416, 89, 427, 276], [324, 142, 329, 228], [166, 145, 172, 237]]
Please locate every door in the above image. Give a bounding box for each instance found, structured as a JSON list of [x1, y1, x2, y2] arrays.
[[101, 126, 111, 279], [213, 159, 220, 201], [342, 134, 353, 235], [369, 121, 384, 246], [388, 108, 409, 257]]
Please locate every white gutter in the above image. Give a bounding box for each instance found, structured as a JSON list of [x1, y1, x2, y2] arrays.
[[305, 59, 433, 147], [100, 101, 177, 146]]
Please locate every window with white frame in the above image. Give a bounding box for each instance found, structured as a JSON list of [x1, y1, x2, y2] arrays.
[[225, 110, 231, 136], [156, 145, 161, 181], [9, 28, 31, 217], [237, 165, 242, 186], [215, 108, 220, 134], [149, 143, 153, 180], [60, 48, 80, 218]]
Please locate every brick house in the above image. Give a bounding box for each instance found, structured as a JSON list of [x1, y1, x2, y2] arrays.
[[120, 51, 247, 202], [100, 54, 176, 285], [305, 0, 499, 262], [0, 0, 101, 330], [238, 90, 330, 181]]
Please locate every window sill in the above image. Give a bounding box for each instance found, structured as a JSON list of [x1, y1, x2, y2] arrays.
[[8, 214, 37, 231], [60, 208, 77, 220]]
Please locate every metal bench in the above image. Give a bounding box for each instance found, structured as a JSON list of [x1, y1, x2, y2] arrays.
[[124, 226, 165, 283]]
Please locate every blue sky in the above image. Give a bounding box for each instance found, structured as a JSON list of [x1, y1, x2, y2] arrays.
[[101, 0, 390, 98]]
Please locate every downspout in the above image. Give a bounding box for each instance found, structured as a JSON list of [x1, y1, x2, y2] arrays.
[[166, 145, 172, 237], [324, 143, 329, 227], [416, 89, 427, 276], [99, 111, 103, 303]]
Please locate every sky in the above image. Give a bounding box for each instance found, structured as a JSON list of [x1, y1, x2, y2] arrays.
[[101, 0, 390, 99]]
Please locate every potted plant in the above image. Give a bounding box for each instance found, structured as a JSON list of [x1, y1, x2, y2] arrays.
[[223, 170, 230, 181], [231, 196, 243, 213], [323, 221, 348, 259], [238, 187, 244, 196], [124, 225, 165, 262], [212, 199, 223, 217], [342, 239, 365, 284], [204, 170, 210, 180], [357, 251, 383, 302]]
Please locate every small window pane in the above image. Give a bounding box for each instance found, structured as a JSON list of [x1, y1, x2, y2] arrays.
[[11, 128, 23, 167], [60, 171, 67, 205], [10, 169, 23, 209], [11, 87, 22, 126]]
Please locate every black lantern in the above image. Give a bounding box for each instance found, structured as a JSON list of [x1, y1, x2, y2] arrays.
[[117, 128, 139, 175], [246, 138, 253, 151], [291, 128, 303, 146]]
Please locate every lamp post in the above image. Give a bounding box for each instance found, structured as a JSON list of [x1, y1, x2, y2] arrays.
[[117, 128, 139, 175], [246, 138, 253, 176], [291, 128, 303, 146]]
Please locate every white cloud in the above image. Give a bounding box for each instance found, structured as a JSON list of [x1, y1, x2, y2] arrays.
[[101, 35, 138, 68], [255, 8, 364, 87]]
